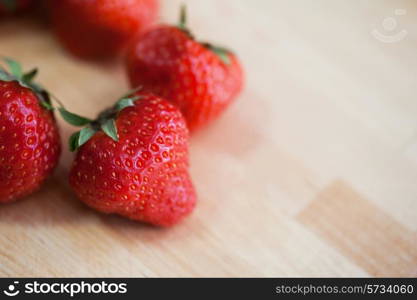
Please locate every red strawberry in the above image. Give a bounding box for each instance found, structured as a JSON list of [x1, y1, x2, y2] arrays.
[[0, 59, 61, 203], [126, 6, 244, 132], [47, 0, 159, 60], [0, 0, 33, 15], [68, 91, 196, 226]]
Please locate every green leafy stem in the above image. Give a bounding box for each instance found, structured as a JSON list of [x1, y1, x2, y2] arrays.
[[0, 0, 17, 13], [176, 5, 233, 65], [67, 88, 142, 152]]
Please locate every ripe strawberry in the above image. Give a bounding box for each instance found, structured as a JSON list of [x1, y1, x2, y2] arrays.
[[0, 0, 33, 15], [0, 59, 61, 203], [126, 6, 244, 132], [68, 90, 196, 226], [47, 0, 159, 60]]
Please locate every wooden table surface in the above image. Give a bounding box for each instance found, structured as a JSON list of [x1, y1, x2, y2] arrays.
[[0, 0, 416, 277]]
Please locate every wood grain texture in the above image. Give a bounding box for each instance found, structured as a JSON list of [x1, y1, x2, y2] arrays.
[[298, 181, 417, 277], [0, 0, 416, 277]]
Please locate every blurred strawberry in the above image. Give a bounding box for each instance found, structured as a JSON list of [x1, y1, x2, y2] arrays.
[[47, 0, 159, 60], [0, 58, 61, 203], [126, 6, 244, 132]]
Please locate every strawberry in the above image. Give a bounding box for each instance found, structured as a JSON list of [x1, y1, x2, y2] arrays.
[[47, 0, 159, 60], [126, 6, 244, 132], [0, 0, 33, 15], [67, 90, 196, 226], [0, 59, 61, 203]]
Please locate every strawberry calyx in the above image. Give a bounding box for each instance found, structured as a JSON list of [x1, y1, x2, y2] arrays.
[[0, 58, 53, 110], [200, 43, 232, 65], [0, 58, 141, 152], [0, 0, 18, 13], [176, 5, 233, 65], [67, 87, 142, 152], [0, 58, 92, 133]]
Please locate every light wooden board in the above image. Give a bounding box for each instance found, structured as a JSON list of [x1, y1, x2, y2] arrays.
[[0, 0, 416, 277]]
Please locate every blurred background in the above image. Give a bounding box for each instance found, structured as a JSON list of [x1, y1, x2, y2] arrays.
[[0, 0, 416, 277]]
